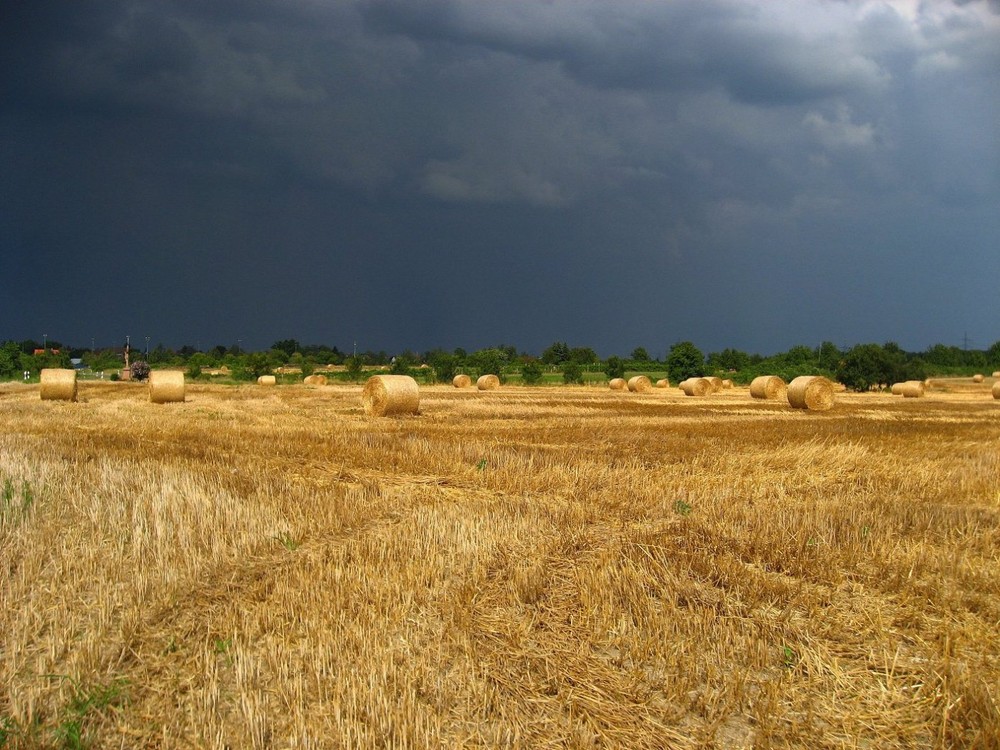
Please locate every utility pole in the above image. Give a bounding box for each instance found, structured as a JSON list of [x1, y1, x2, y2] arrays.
[[43, 333, 47, 351]]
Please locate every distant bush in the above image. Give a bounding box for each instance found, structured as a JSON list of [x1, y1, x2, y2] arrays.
[[129, 360, 151, 382]]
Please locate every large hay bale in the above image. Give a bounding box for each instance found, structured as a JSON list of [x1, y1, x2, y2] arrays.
[[680, 377, 710, 396], [993, 382, 1000, 400], [477, 374, 500, 391], [900, 381, 925, 398], [655, 378, 670, 388], [627, 375, 652, 392], [750, 375, 786, 400], [303, 374, 328, 386], [972, 373, 984, 383], [787, 376, 835, 411], [149, 370, 185, 404], [362, 374, 420, 416], [721, 379, 734, 389], [890, 382, 905, 395], [40, 368, 77, 401], [257, 375, 276, 386], [453, 374, 472, 388], [705, 376, 723, 393], [608, 378, 627, 391]]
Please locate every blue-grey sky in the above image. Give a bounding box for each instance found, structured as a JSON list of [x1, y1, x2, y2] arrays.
[[2, 0, 998, 356]]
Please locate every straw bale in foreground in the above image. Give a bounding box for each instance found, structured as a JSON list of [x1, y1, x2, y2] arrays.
[[303, 374, 328, 386], [149, 370, 185, 404], [257, 375, 276, 386], [749, 375, 786, 400], [453, 374, 472, 388], [787, 376, 835, 411], [608, 378, 627, 391], [477, 374, 500, 391], [900, 381, 925, 398], [362, 374, 420, 416], [627, 375, 652, 392], [655, 378, 669, 388], [680, 377, 710, 397], [40, 368, 78, 401]]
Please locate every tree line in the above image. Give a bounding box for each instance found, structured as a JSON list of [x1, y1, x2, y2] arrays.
[[2, 337, 999, 391]]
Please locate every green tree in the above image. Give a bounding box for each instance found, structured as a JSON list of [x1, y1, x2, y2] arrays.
[[568, 347, 599, 365], [345, 356, 364, 382], [562, 361, 584, 385], [987, 340, 1000, 367], [427, 351, 459, 383], [666, 341, 704, 382], [520, 359, 543, 385], [541, 342, 570, 365], [836, 344, 897, 392], [816, 341, 842, 371], [470, 348, 509, 380], [707, 348, 751, 372], [630, 347, 650, 362], [271, 339, 301, 358], [605, 356, 626, 380]]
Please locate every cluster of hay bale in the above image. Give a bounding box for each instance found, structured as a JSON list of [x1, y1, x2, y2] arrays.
[[750, 376, 786, 400], [149, 371, 185, 403], [679, 377, 711, 396], [40, 369, 78, 401], [787, 376, 835, 411], [477, 374, 501, 391], [362, 374, 420, 416], [891, 380, 925, 398], [627, 375, 653, 392]]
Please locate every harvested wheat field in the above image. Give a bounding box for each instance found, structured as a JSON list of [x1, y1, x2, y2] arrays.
[[1, 380, 999, 748]]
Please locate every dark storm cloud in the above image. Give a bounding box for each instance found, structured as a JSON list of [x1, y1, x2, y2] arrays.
[[1, 1, 998, 355]]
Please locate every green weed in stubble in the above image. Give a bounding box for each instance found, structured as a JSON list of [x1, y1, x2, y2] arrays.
[[41, 675, 129, 750], [1, 477, 34, 525], [272, 531, 300, 551]]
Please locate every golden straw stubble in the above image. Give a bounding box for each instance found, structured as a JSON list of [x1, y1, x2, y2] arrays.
[[749, 375, 786, 400], [149, 370, 185, 404], [39, 368, 78, 401], [787, 376, 835, 411]]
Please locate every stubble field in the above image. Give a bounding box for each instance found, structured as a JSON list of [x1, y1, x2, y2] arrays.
[[1, 379, 998, 748]]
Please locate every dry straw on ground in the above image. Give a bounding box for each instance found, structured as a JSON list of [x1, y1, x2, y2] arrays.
[[149, 371, 185, 404], [900, 381, 925, 399], [362, 374, 420, 416], [608, 378, 627, 391], [680, 377, 711, 397], [303, 374, 328, 386], [787, 376, 835, 411], [453, 374, 472, 388], [973, 374, 984, 383], [257, 375, 276, 386], [655, 378, 670, 388], [477, 374, 500, 391], [39, 368, 77, 401], [750, 375, 786, 400], [627, 376, 652, 392]]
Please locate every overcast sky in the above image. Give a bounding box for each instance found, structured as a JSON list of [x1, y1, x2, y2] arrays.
[[2, 1, 998, 356]]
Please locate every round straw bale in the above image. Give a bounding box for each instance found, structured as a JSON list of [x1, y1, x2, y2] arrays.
[[993, 381, 1000, 399], [608, 378, 627, 391], [627, 375, 653, 392], [655, 378, 670, 388], [257, 375, 276, 386], [453, 374, 473, 388], [362, 374, 419, 416], [40, 368, 77, 401], [722, 379, 734, 389], [303, 374, 328, 386], [749, 375, 786, 400], [680, 377, 711, 396], [705, 376, 723, 393], [992, 371, 1000, 379], [477, 374, 500, 390], [972, 373, 984, 383], [900, 381, 925, 398], [149, 370, 185, 403], [787, 376, 835, 411], [890, 382, 905, 395]]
